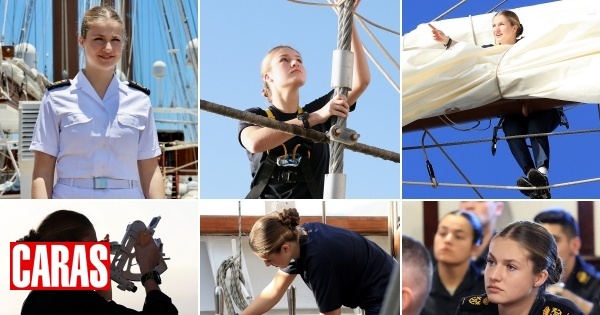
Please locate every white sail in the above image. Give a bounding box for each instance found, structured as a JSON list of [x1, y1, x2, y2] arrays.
[[402, 0, 600, 126]]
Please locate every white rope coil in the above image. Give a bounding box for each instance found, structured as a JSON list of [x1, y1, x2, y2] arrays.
[[215, 202, 248, 315]]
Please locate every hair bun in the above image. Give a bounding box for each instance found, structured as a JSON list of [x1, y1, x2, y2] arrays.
[[279, 208, 300, 230], [517, 24, 524, 37], [19, 229, 40, 242]]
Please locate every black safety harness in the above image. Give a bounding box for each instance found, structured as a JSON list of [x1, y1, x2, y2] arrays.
[[246, 108, 321, 199]]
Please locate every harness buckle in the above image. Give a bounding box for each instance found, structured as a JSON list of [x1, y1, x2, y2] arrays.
[[276, 155, 302, 167], [280, 171, 294, 182], [93, 177, 109, 189]]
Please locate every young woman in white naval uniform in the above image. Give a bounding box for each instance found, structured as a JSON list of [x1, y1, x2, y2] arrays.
[[30, 6, 164, 199]]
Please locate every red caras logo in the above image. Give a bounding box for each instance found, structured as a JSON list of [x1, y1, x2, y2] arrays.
[[10, 242, 110, 290]]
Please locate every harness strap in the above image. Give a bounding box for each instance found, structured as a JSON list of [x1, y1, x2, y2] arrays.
[[299, 157, 321, 198], [246, 154, 278, 199], [246, 107, 319, 199]]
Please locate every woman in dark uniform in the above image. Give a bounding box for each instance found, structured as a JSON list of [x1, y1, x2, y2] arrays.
[[457, 220, 583, 315], [19, 210, 178, 315], [240, 208, 396, 315], [422, 210, 486, 315]]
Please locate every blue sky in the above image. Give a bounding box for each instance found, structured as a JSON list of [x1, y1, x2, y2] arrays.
[[200, 0, 400, 199], [402, 0, 600, 199]]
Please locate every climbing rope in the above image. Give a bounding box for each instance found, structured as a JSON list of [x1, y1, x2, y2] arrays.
[[216, 202, 248, 315], [200, 99, 400, 163]]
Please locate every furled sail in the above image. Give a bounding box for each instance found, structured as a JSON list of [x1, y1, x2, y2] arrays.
[[402, 0, 600, 127]]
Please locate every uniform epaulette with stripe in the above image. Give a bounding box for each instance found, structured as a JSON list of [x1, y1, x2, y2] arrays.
[[458, 294, 492, 312], [538, 295, 584, 315], [45, 79, 71, 91], [127, 80, 151, 95]]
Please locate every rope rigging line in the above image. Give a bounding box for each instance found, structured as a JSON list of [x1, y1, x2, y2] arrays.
[[294, 0, 400, 92], [421, 130, 484, 198], [403, 177, 600, 190], [288, 0, 400, 35], [329, 0, 354, 175], [327, 0, 400, 94], [216, 202, 248, 315], [403, 127, 600, 151], [438, 114, 491, 132], [200, 99, 400, 163], [408, 127, 600, 194]]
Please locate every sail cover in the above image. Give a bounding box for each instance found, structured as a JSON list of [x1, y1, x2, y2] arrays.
[[402, 0, 600, 126]]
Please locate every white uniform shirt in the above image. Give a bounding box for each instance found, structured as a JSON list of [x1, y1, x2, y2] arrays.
[[30, 71, 161, 198]]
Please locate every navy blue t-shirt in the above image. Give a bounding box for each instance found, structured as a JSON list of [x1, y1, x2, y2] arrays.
[[238, 90, 356, 199], [281, 222, 397, 313]]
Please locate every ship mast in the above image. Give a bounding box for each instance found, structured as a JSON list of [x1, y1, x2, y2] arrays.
[[106, 0, 134, 80], [52, 0, 78, 81]]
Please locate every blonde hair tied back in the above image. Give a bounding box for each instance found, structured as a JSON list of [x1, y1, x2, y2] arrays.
[[249, 208, 301, 257], [260, 45, 301, 103]]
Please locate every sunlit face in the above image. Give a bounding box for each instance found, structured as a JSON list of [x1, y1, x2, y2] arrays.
[[258, 243, 294, 268], [79, 21, 123, 71], [264, 47, 306, 92], [433, 215, 475, 265], [485, 238, 547, 307], [460, 201, 498, 227], [492, 14, 518, 45], [541, 223, 578, 279]]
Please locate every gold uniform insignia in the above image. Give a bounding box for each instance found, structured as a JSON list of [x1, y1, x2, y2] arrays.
[[483, 297, 489, 305], [543, 306, 550, 315], [550, 307, 562, 315], [577, 271, 590, 285], [468, 296, 482, 305]]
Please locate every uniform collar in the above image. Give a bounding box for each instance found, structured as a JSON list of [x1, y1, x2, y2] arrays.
[[74, 70, 121, 104], [431, 261, 482, 295]]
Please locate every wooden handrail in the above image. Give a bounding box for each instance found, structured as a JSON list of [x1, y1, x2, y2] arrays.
[[200, 216, 388, 235]]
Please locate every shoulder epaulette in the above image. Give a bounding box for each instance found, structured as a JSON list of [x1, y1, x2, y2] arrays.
[[127, 80, 150, 95], [577, 270, 591, 285], [457, 294, 491, 312], [45, 79, 71, 91], [541, 299, 579, 315]]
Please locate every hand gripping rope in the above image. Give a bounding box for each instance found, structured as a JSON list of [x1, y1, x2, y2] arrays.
[[110, 216, 169, 292]]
